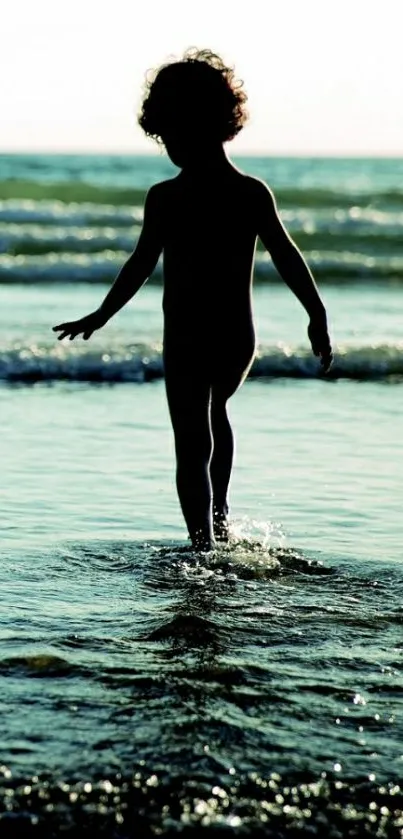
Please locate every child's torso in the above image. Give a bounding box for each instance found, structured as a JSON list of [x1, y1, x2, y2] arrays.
[[159, 169, 258, 346]]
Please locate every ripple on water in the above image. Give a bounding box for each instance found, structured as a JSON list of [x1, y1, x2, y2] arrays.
[[0, 654, 82, 678]]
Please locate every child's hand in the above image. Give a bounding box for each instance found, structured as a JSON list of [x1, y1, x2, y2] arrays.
[[52, 310, 106, 341], [308, 317, 333, 373]]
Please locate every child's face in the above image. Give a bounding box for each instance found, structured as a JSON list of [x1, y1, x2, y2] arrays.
[[161, 129, 194, 169], [161, 116, 213, 170]]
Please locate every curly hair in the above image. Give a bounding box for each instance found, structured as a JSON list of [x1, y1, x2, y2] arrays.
[[138, 48, 248, 145]]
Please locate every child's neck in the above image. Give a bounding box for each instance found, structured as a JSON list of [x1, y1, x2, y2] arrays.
[[181, 145, 233, 179]]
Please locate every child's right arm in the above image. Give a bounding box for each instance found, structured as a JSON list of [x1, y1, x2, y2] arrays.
[[254, 179, 333, 372], [53, 185, 163, 341]]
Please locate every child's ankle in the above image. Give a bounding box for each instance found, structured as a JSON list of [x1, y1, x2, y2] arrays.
[[191, 527, 215, 552], [213, 509, 230, 543]]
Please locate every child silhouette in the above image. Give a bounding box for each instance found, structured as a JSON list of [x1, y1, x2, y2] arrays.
[[53, 48, 333, 552]]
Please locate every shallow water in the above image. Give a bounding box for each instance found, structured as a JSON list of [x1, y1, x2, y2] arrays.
[[2, 377, 402, 560], [1, 376, 403, 835]]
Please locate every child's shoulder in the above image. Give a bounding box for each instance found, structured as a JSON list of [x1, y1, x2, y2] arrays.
[[143, 178, 178, 215], [146, 177, 176, 197], [227, 169, 275, 203], [241, 173, 273, 196], [239, 174, 278, 217], [145, 176, 180, 207]]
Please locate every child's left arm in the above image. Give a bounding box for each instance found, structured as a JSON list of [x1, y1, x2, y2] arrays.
[[53, 185, 164, 341], [254, 179, 333, 372]]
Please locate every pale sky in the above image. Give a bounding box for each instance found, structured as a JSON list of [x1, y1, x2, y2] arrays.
[[2, 0, 403, 155]]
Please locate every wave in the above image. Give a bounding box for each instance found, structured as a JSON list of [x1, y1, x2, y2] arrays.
[[1, 199, 402, 232], [1, 215, 403, 257], [0, 654, 80, 678], [1, 342, 403, 383], [0, 199, 142, 227], [1, 178, 403, 208], [0, 251, 127, 283], [0, 224, 139, 255], [271, 186, 403, 209], [1, 250, 402, 284], [0, 179, 147, 206]]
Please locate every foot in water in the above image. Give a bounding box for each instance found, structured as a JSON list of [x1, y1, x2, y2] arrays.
[[189, 512, 230, 551], [191, 532, 216, 552], [213, 511, 230, 543]]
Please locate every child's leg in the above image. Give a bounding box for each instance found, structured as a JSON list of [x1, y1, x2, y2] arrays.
[[210, 352, 255, 541], [210, 392, 233, 542], [165, 369, 214, 550]]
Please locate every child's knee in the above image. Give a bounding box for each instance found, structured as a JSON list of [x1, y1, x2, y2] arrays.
[[211, 399, 230, 430], [175, 425, 212, 461]]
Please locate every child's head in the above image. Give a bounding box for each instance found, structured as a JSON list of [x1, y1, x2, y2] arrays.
[[138, 48, 248, 166]]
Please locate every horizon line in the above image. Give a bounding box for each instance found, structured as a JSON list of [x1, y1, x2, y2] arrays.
[[1, 149, 402, 159]]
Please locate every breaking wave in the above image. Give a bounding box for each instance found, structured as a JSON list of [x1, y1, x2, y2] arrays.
[[1, 342, 403, 383]]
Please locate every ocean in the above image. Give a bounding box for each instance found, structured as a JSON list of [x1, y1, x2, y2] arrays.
[[1, 152, 402, 837]]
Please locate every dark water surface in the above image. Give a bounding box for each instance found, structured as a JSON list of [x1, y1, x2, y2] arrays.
[[1, 539, 403, 836]]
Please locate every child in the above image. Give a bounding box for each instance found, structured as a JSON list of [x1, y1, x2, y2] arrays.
[[53, 48, 333, 552]]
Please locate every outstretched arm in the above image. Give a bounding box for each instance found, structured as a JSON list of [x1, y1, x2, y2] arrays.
[[254, 179, 333, 371], [53, 185, 164, 340]]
